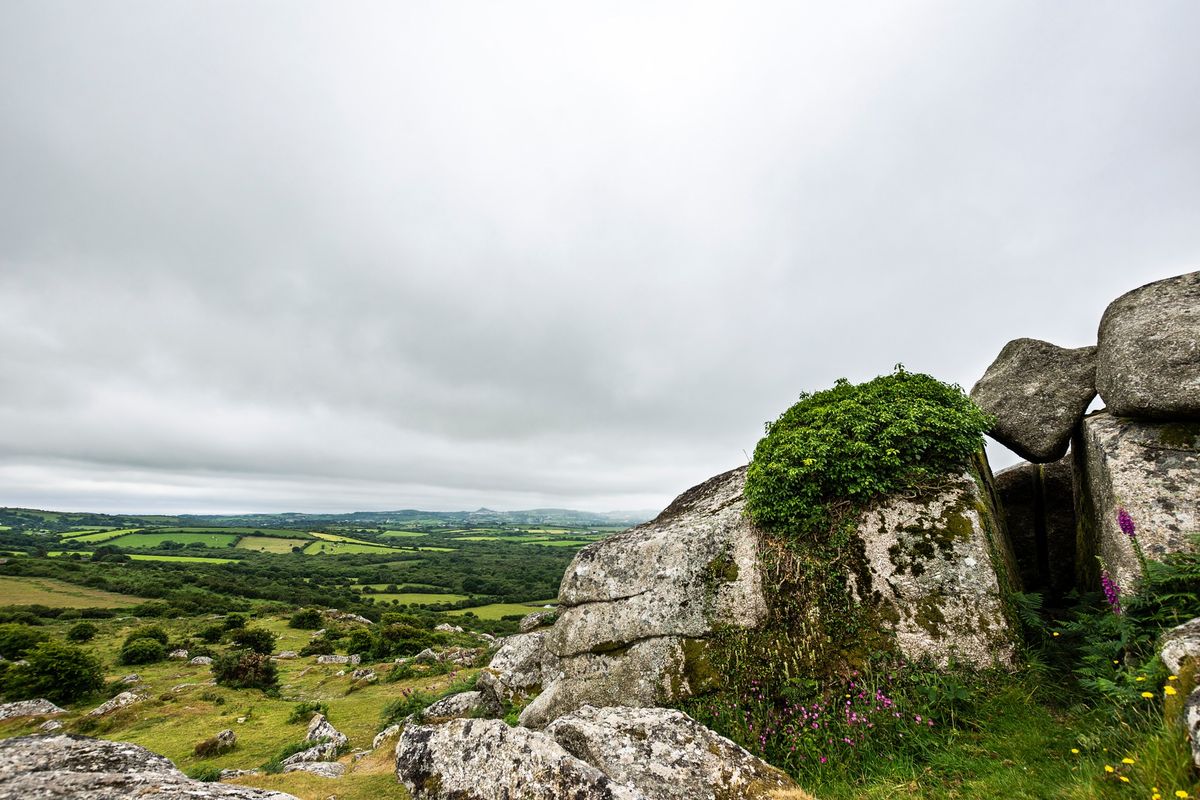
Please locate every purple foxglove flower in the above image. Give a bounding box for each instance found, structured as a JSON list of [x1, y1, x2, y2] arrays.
[[1117, 508, 1136, 538], [1100, 569, 1122, 615]]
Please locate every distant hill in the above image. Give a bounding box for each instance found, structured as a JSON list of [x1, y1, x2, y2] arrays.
[[0, 505, 657, 532]]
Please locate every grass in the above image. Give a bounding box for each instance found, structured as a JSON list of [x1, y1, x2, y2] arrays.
[[236, 536, 310, 553], [377, 530, 427, 538], [356, 583, 447, 592], [366, 592, 468, 606], [447, 600, 557, 620], [0, 575, 142, 607], [106, 532, 240, 549], [303, 541, 406, 556]]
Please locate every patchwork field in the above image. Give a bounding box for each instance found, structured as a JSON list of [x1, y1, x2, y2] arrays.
[[0, 575, 141, 607], [303, 540, 403, 555], [447, 600, 557, 619], [366, 592, 468, 606], [236, 536, 309, 553], [59, 528, 143, 543], [377, 530, 427, 538], [106, 532, 240, 549], [47, 551, 238, 564]]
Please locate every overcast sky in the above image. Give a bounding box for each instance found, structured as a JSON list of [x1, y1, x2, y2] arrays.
[[1, 2, 1198, 514]]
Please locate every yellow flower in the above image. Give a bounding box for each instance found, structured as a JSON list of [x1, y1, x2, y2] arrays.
[[1113, 660, 1120, 665], [1119, 776, 1130, 783], [1122, 757, 1135, 764], [1165, 685, 1177, 696], [1136, 676, 1146, 682], [1168, 675, 1178, 681], [1142, 691, 1155, 698], [1070, 748, 1080, 754], [1052, 631, 1060, 637], [1153, 795, 1161, 800], [1175, 792, 1189, 799], [1105, 765, 1115, 773]]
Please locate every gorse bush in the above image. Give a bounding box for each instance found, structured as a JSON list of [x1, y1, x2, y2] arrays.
[[288, 608, 322, 630], [65, 621, 97, 642], [230, 627, 275, 655], [744, 367, 992, 539]]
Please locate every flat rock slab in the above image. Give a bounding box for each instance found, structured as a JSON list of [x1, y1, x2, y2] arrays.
[[0, 734, 298, 799], [971, 338, 1097, 462], [0, 700, 65, 722], [545, 705, 798, 800], [1096, 270, 1200, 419], [396, 719, 645, 800], [1075, 412, 1200, 589]]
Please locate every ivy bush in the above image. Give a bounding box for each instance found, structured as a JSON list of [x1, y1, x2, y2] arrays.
[[744, 366, 992, 539]]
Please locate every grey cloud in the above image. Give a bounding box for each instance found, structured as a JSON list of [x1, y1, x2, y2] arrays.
[[1, 1, 1199, 513]]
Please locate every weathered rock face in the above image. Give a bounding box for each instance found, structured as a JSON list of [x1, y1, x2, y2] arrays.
[[395, 719, 644, 800], [855, 467, 1019, 668], [86, 691, 144, 717], [970, 338, 1097, 462], [1096, 270, 1200, 419], [519, 610, 558, 633], [475, 631, 561, 709], [1074, 412, 1200, 590], [280, 714, 348, 766], [544, 706, 798, 800], [0, 734, 298, 799], [1184, 687, 1200, 769], [994, 456, 1077, 599], [0, 700, 65, 722], [525, 468, 766, 724], [1160, 617, 1200, 674]]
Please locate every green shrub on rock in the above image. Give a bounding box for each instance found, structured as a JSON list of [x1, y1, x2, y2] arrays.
[[744, 366, 992, 539]]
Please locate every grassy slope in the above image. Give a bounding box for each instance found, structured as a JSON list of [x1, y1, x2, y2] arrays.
[[0, 575, 141, 607]]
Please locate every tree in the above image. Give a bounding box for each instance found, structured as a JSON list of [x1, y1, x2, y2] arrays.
[[231, 627, 275, 654], [66, 622, 98, 642], [212, 650, 277, 691], [288, 608, 322, 630], [4, 641, 103, 704]]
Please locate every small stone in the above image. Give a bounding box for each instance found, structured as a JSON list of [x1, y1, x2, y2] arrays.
[[372, 724, 401, 750], [216, 729, 237, 748], [86, 691, 144, 717], [189, 656, 213, 665], [38, 720, 64, 732], [168, 649, 189, 660]]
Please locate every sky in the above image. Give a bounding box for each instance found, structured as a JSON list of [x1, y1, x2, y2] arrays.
[[1, 2, 1198, 515]]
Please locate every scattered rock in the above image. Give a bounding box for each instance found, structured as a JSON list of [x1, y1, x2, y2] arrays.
[[168, 649, 189, 660], [434, 623, 464, 633], [396, 719, 644, 800], [993, 456, 1077, 599], [351, 668, 377, 683], [0, 734, 298, 799], [519, 610, 557, 633], [38, 720, 63, 732], [280, 714, 349, 765], [1096, 270, 1200, 419], [86, 691, 144, 718], [0, 700, 66, 722], [419, 691, 499, 723], [283, 761, 346, 778], [413, 648, 438, 664], [372, 724, 401, 750], [1075, 412, 1200, 589], [189, 656, 213, 666], [325, 610, 373, 625], [216, 729, 237, 749], [1160, 617, 1200, 674], [119, 674, 140, 685], [220, 768, 261, 779], [545, 705, 799, 800], [315, 654, 360, 665], [236, 716, 248, 724], [274, 651, 299, 660], [970, 337, 1098, 462]]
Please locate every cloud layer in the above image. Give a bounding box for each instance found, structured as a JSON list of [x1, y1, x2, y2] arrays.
[[2, 2, 1198, 512]]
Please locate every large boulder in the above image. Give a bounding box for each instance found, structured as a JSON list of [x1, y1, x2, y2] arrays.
[[1096, 270, 1200, 419], [525, 463, 1017, 727], [1160, 617, 1200, 674], [0, 734, 298, 799], [279, 714, 348, 766], [993, 456, 1077, 599], [1074, 412, 1200, 589], [395, 719, 644, 800], [419, 691, 499, 723], [970, 338, 1097, 462], [544, 705, 799, 800]]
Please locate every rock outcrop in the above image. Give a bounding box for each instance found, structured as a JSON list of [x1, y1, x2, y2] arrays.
[[0, 734, 298, 799], [419, 691, 498, 724], [279, 714, 348, 766], [85, 691, 144, 717], [993, 456, 1077, 599], [544, 705, 798, 800], [970, 338, 1097, 462], [0, 700, 65, 722], [395, 718, 645, 800], [475, 631, 560, 710], [1160, 617, 1200, 674], [1096, 270, 1200, 419], [1074, 412, 1200, 589], [1185, 687, 1200, 769]]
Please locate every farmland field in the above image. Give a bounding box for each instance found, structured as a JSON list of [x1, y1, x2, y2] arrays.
[[237, 536, 309, 553], [0, 575, 141, 607], [447, 600, 557, 619], [59, 528, 143, 542], [366, 592, 468, 605], [47, 551, 238, 564], [303, 540, 403, 555], [521, 539, 593, 547], [106, 532, 239, 549], [377, 530, 427, 538]]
